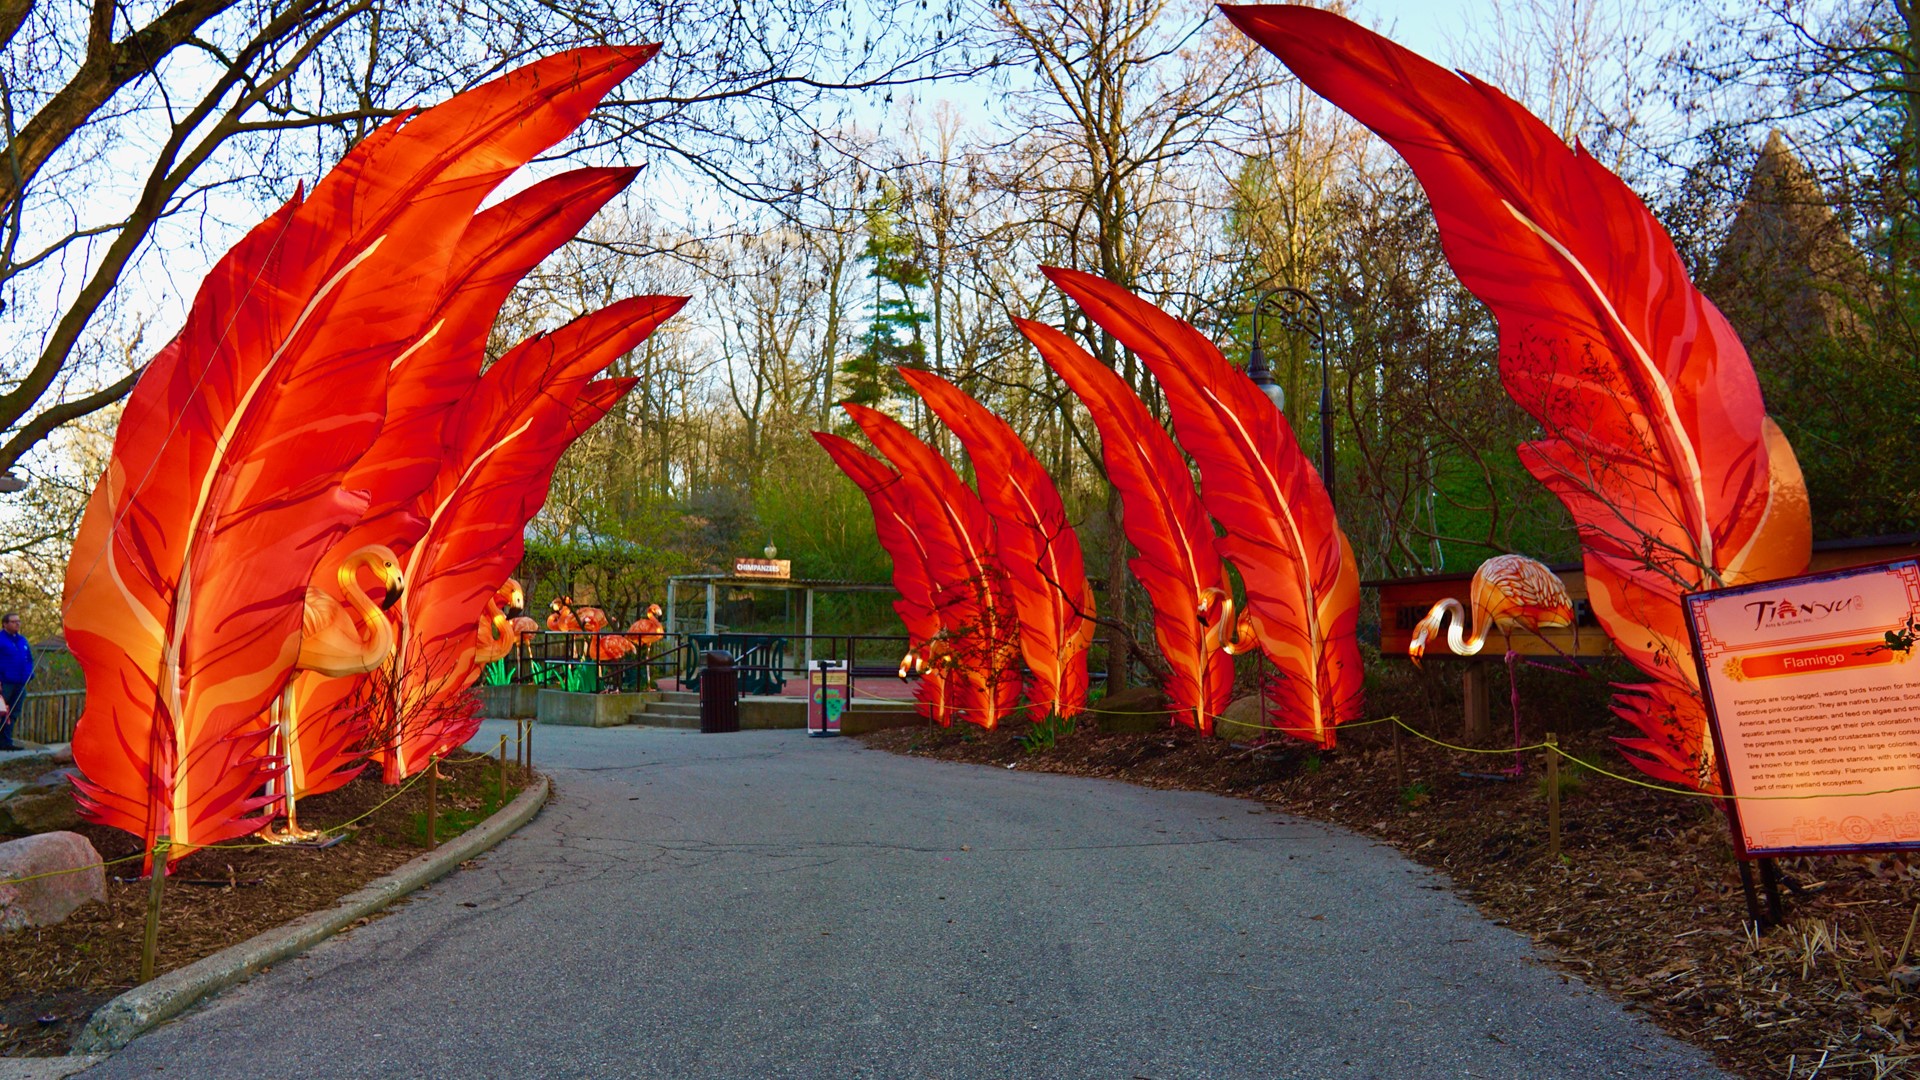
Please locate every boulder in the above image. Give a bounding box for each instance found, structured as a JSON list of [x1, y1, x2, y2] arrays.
[[0, 770, 83, 834], [0, 831, 106, 932], [1092, 685, 1174, 733], [1214, 694, 1268, 740]]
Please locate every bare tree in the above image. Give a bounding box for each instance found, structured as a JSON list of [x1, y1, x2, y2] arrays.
[[0, 0, 986, 482]]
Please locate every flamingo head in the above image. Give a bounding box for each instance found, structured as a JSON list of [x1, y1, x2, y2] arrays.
[[503, 578, 526, 617], [647, 603, 663, 619], [374, 559, 405, 611], [1196, 587, 1226, 623]]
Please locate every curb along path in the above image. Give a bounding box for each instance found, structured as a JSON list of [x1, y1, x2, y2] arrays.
[[72, 774, 550, 1054]]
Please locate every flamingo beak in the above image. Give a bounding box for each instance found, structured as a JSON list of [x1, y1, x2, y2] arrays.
[[380, 565, 405, 611]]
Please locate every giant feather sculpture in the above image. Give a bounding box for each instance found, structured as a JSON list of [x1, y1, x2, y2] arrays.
[[379, 297, 684, 780], [812, 431, 954, 724], [61, 48, 654, 865], [1043, 268, 1364, 747], [896, 368, 1095, 722], [1018, 321, 1238, 734], [273, 166, 644, 820], [843, 403, 1022, 729], [333, 165, 643, 555], [1223, 4, 1812, 787]]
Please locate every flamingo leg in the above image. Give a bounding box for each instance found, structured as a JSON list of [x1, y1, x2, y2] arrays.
[[1506, 647, 1523, 777], [262, 684, 324, 843], [257, 697, 286, 841]]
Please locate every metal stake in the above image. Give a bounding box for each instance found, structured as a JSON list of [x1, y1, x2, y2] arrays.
[[1545, 732, 1561, 860], [1392, 719, 1407, 790], [425, 757, 438, 849], [140, 835, 170, 983], [498, 734, 508, 803]]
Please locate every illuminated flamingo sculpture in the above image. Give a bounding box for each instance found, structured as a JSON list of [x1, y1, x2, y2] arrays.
[[475, 579, 526, 668], [630, 604, 665, 646], [1408, 554, 1576, 775], [547, 597, 582, 633], [1226, 5, 1812, 787], [263, 545, 404, 841], [1407, 555, 1575, 664], [62, 47, 655, 866]]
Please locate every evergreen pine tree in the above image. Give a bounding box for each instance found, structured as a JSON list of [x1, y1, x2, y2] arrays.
[[839, 180, 929, 407]]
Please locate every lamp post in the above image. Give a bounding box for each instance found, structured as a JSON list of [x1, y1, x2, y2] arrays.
[[1248, 287, 1335, 508]]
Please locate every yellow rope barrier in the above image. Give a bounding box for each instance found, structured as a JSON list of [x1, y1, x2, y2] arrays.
[[0, 751, 516, 886]]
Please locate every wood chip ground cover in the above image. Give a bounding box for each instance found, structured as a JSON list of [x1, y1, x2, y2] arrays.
[[859, 674, 1920, 1080], [0, 753, 528, 1057]]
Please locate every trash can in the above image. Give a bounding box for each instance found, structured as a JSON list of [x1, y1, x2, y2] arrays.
[[699, 650, 739, 733], [807, 660, 848, 737]]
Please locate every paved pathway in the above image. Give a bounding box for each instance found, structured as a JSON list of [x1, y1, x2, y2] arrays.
[[84, 723, 1732, 1079]]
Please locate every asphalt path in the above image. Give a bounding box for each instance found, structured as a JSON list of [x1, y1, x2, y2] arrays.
[[84, 722, 1732, 1079]]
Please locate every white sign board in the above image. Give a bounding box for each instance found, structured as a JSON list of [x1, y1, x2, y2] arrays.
[[1687, 559, 1920, 856]]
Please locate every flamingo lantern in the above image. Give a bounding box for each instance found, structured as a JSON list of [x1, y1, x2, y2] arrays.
[[629, 603, 665, 647], [1408, 555, 1576, 665], [547, 597, 582, 633], [1409, 553, 1576, 773], [475, 578, 527, 669], [264, 545, 404, 841]]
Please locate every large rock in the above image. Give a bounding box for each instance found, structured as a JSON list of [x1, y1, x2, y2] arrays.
[[1092, 685, 1174, 733], [1214, 694, 1268, 740], [0, 769, 83, 834], [0, 830, 106, 932]]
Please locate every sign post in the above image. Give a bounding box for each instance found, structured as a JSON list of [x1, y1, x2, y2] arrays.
[[1687, 559, 1920, 863]]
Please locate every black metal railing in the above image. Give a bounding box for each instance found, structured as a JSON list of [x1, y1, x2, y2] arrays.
[[482, 631, 940, 700]]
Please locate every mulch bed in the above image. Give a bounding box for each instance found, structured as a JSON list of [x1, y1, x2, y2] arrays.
[[0, 751, 528, 1057], [859, 658, 1920, 1080]]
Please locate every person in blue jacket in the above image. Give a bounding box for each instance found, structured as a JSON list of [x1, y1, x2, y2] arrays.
[[0, 613, 32, 750]]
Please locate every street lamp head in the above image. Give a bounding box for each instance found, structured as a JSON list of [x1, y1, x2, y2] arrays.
[[1246, 331, 1286, 413]]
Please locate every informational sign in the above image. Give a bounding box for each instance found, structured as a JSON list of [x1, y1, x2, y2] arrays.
[[1687, 559, 1920, 857], [808, 661, 848, 737], [732, 557, 792, 579]]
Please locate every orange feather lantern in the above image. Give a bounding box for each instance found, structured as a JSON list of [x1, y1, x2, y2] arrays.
[[1224, 4, 1812, 787], [896, 368, 1096, 722], [1019, 321, 1239, 734], [813, 431, 954, 725], [842, 403, 1022, 729], [62, 47, 656, 865], [1043, 268, 1365, 748]]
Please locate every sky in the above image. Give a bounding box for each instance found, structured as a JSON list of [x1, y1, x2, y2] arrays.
[[1348, 0, 1486, 62]]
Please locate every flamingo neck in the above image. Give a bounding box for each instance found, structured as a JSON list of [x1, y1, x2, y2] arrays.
[[1438, 597, 1488, 657], [336, 551, 396, 661]]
